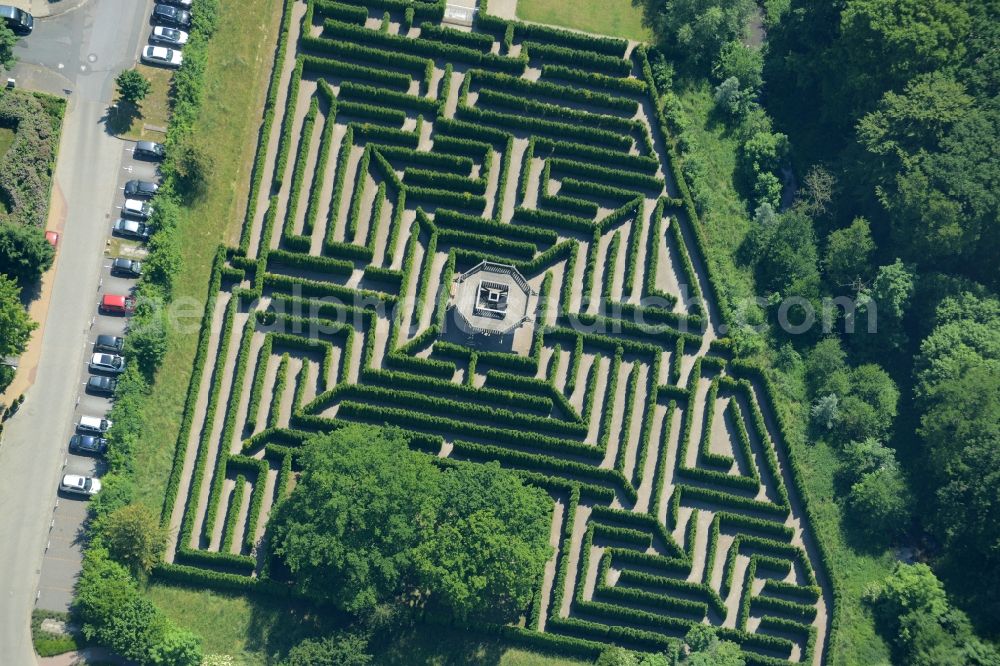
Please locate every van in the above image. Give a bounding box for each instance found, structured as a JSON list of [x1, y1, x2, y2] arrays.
[[0, 5, 32, 35], [77, 415, 112, 434], [100, 294, 136, 315]]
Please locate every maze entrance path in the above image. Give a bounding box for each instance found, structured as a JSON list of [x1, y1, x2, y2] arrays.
[[158, 2, 834, 664]]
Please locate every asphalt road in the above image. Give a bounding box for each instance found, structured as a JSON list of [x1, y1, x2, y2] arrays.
[[0, 0, 152, 660]]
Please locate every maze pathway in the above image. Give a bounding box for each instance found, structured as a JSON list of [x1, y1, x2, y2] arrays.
[[158, 2, 833, 664]]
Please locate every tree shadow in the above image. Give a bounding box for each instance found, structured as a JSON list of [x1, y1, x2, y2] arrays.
[[104, 101, 142, 137]]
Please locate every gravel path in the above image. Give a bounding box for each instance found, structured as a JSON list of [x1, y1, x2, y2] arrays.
[[535, 495, 566, 631], [166, 293, 232, 558]]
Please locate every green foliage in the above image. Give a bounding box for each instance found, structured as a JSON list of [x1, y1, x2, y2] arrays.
[[917, 360, 1000, 621], [712, 41, 763, 92], [0, 219, 54, 285], [282, 632, 373, 666], [0, 274, 35, 358], [656, 0, 756, 69], [117, 69, 153, 104], [823, 217, 873, 287], [97, 503, 168, 577], [838, 363, 899, 442], [0, 23, 15, 69], [74, 548, 167, 662], [269, 425, 551, 622], [744, 207, 820, 300], [866, 563, 1000, 666], [170, 142, 215, 201], [147, 626, 203, 666], [846, 463, 911, 542]]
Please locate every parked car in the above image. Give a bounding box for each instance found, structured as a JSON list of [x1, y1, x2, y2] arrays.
[[100, 294, 136, 315], [150, 27, 189, 47], [134, 140, 165, 160], [141, 45, 183, 69], [60, 474, 102, 497], [124, 179, 159, 198], [111, 258, 142, 278], [123, 198, 154, 219], [0, 4, 32, 35], [152, 4, 190, 28], [77, 415, 112, 434], [158, 0, 192, 8], [86, 376, 118, 396], [89, 353, 126, 374], [69, 434, 108, 455], [112, 218, 152, 240], [94, 334, 125, 353]]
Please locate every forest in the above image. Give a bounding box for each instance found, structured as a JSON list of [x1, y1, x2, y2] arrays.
[[644, 0, 998, 663]]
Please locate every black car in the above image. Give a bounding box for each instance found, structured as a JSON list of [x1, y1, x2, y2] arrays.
[[0, 5, 32, 35], [124, 179, 159, 198], [111, 258, 142, 278], [86, 376, 118, 396], [152, 4, 190, 28], [69, 434, 108, 455], [94, 334, 125, 353], [134, 140, 165, 160]]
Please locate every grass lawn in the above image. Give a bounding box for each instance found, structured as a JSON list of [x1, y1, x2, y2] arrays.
[[131, 0, 283, 513], [149, 583, 591, 665], [113, 65, 172, 141], [674, 79, 895, 666], [516, 0, 652, 43], [0, 125, 15, 160]]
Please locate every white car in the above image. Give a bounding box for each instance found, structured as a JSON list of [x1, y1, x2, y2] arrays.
[[123, 198, 153, 220], [150, 26, 188, 46], [60, 474, 102, 498], [141, 45, 182, 68], [89, 353, 126, 374], [78, 415, 112, 434]]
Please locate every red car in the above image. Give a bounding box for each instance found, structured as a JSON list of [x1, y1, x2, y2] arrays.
[[100, 294, 135, 315]]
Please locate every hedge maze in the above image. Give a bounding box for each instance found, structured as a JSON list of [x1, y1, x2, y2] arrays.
[[158, 1, 833, 663]]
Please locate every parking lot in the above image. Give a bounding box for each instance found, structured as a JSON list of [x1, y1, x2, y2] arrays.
[[35, 142, 161, 611]]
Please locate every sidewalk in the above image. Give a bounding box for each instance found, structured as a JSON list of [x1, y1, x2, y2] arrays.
[[0, 180, 68, 410], [9, 0, 90, 19]]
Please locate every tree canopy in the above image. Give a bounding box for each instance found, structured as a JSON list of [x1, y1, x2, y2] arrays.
[[268, 425, 552, 622], [0, 274, 35, 360], [0, 222, 55, 285]]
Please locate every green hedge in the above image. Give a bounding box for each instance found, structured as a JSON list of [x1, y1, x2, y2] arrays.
[[303, 55, 411, 90], [301, 35, 430, 75], [419, 22, 494, 50], [470, 70, 637, 113], [548, 158, 662, 191], [457, 106, 631, 151], [535, 137, 658, 173], [312, 0, 368, 23], [522, 41, 631, 77]]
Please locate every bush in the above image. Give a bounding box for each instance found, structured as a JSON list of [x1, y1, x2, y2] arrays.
[[0, 91, 62, 228], [282, 633, 372, 666]]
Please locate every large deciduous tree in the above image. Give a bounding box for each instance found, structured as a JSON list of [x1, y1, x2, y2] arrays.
[[268, 425, 552, 623], [268, 426, 441, 614], [0, 222, 55, 286], [0, 273, 35, 359]]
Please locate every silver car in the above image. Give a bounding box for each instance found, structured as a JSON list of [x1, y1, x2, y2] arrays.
[[89, 353, 126, 374], [141, 45, 183, 68]]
